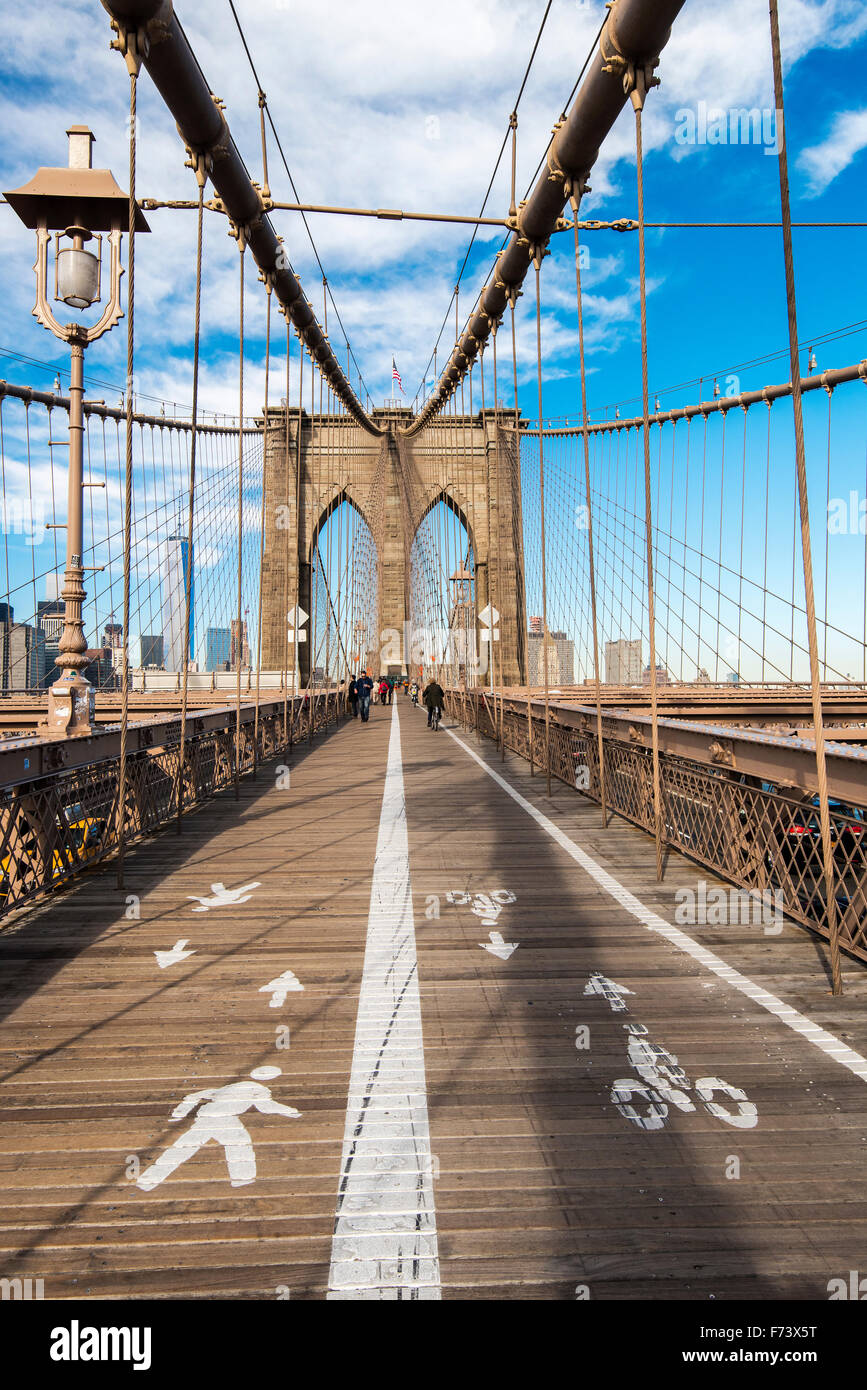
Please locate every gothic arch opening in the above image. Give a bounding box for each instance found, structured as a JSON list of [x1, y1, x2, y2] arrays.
[[308, 493, 379, 682], [409, 493, 476, 684]]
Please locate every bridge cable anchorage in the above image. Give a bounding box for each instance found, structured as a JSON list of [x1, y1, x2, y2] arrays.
[[768, 0, 841, 994], [176, 168, 205, 833]]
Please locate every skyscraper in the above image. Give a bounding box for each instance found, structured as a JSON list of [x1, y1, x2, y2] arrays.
[[162, 506, 194, 672], [0, 605, 39, 691], [103, 620, 125, 686], [139, 634, 165, 669], [527, 623, 575, 685], [205, 627, 231, 672], [605, 638, 642, 685], [35, 598, 65, 687], [230, 617, 250, 670]]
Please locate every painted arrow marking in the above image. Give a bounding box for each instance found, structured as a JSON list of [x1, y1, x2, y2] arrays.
[[480, 930, 518, 960], [154, 939, 196, 970], [187, 881, 261, 913], [584, 972, 634, 1012], [259, 970, 305, 1007]]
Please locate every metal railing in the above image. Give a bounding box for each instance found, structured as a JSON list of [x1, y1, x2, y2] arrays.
[[0, 689, 341, 919], [448, 689, 867, 965]]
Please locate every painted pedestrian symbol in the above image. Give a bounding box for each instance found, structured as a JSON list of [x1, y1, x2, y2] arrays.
[[136, 1066, 301, 1191], [187, 881, 261, 913]]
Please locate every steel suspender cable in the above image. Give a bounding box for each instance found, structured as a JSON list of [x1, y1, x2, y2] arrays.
[[282, 320, 290, 745], [631, 74, 664, 881], [533, 258, 552, 798], [510, 298, 534, 773], [491, 324, 504, 755], [118, 59, 138, 890], [177, 174, 205, 831], [293, 337, 305, 742], [573, 214, 607, 827], [234, 244, 246, 799], [768, 0, 841, 994], [254, 287, 272, 774]]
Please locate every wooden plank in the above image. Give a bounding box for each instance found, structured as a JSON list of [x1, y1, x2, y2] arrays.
[[0, 696, 865, 1300]]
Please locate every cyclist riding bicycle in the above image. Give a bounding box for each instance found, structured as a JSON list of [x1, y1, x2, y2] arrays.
[[423, 678, 445, 730]]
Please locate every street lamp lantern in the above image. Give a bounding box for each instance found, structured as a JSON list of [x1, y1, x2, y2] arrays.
[[4, 126, 149, 737], [56, 226, 101, 309]]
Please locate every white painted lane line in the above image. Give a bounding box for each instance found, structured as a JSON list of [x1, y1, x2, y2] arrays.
[[328, 700, 441, 1300], [445, 726, 867, 1085]]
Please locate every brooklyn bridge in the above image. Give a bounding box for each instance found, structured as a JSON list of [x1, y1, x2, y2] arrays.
[[0, 0, 865, 1310]]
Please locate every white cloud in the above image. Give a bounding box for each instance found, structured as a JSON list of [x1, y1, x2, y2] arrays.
[[0, 0, 864, 413], [798, 107, 867, 194]]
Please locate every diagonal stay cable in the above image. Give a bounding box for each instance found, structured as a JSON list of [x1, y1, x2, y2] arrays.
[[227, 0, 373, 405], [415, 0, 584, 401]]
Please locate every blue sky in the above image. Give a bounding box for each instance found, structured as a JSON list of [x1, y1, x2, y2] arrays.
[[0, 0, 866, 679]]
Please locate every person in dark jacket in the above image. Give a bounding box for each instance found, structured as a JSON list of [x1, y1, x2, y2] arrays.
[[423, 679, 445, 727], [357, 671, 374, 722], [347, 675, 359, 718]]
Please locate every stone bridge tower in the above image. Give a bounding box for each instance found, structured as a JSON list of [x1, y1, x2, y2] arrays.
[[259, 405, 526, 686]]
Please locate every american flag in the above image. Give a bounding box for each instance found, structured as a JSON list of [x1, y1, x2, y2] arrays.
[[392, 358, 404, 395]]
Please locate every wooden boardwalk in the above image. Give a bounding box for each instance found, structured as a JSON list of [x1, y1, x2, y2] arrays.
[[1, 696, 866, 1300]]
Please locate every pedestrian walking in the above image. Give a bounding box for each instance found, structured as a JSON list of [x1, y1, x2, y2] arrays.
[[357, 670, 374, 722]]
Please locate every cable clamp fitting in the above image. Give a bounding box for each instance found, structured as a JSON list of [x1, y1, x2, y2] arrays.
[[599, 11, 661, 107], [565, 176, 592, 213], [183, 147, 212, 190], [108, 2, 172, 73], [227, 219, 249, 252]]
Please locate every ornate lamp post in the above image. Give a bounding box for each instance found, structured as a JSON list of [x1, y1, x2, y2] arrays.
[[5, 126, 149, 736]]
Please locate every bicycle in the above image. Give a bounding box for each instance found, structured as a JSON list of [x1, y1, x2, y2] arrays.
[[430, 704, 441, 732]]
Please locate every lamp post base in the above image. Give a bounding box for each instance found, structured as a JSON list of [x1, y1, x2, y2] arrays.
[[42, 673, 96, 739]]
